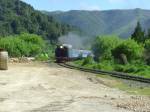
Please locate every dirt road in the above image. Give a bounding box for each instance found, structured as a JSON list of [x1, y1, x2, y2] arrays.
[[0, 62, 149, 112]]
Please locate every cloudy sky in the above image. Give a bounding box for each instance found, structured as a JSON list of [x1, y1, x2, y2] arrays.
[[22, 0, 150, 11]]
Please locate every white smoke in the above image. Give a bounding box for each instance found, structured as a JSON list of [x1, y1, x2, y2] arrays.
[[58, 32, 90, 49]]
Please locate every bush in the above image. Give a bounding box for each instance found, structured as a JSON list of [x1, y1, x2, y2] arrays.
[[114, 64, 150, 78], [145, 39, 150, 51], [44, 43, 55, 60], [0, 33, 46, 57], [112, 39, 144, 63], [92, 35, 121, 61], [19, 33, 45, 47], [123, 65, 138, 73], [35, 53, 49, 61], [82, 56, 94, 66], [144, 39, 150, 65], [114, 65, 125, 72], [87, 59, 114, 71]]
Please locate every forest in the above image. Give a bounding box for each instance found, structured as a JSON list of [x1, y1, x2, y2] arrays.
[[0, 0, 72, 43], [75, 22, 150, 78]]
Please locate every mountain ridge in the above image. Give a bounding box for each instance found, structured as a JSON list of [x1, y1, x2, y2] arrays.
[[46, 9, 150, 38]]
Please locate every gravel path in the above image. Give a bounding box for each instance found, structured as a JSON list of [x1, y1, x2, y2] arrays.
[[0, 62, 149, 112]]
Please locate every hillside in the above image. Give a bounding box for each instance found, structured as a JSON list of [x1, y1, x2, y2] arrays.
[[47, 9, 150, 38], [0, 0, 72, 43]]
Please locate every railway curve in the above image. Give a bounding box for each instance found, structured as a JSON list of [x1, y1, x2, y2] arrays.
[[58, 63, 150, 83]]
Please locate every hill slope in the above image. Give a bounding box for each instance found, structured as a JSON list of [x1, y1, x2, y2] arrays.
[[0, 0, 72, 42], [47, 9, 150, 38]]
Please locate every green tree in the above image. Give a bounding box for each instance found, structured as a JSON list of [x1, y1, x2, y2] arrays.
[[146, 28, 150, 40], [0, 0, 72, 43], [131, 22, 145, 43], [112, 39, 144, 63], [92, 35, 121, 61], [144, 39, 150, 65], [82, 56, 94, 66], [11, 19, 22, 34]]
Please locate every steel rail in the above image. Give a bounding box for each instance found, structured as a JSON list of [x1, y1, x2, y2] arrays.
[[58, 63, 150, 83]]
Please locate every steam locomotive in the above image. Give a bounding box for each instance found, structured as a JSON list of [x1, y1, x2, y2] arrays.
[[55, 44, 93, 63]]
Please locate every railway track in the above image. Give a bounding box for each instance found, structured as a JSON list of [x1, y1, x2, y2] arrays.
[[58, 63, 150, 84]]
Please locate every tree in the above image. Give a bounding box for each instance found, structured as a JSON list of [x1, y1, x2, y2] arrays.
[[15, 0, 21, 15], [144, 39, 150, 65], [92, 35, 121, 61], [112, 39, 144, 63], [0, 0, 72, 43], [131, 22, 145, 43], [11, 19, 21, 34], [82, 56, 94, 66], [146, 28, 150, 40]]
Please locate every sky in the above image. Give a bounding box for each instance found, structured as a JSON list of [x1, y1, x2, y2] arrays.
[[22, 0, 150, 11]]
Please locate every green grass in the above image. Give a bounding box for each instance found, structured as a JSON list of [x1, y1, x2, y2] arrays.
[[35, 53, 49, 61], [96, 74, 150, 96], [114, 64, 150, 78], [73, 59, 150, 78]]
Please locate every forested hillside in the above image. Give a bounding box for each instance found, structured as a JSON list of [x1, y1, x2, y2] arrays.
[[0, 0, 72, 43], [74, 22, 150, 78], [47, 9, 150, 38]]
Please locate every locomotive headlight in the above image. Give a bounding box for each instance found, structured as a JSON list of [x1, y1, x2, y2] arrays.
[[60, 46, 63, 49]]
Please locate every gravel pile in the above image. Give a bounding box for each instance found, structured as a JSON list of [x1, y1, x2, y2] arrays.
[[114, 96, 150, 112], [9, 57, 35, 63]]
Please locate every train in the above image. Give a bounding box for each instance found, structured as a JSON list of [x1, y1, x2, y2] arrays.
[[55, 44, 93, 63]]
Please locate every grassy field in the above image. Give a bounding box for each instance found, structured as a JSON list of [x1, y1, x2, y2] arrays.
[[96, 74, 150, 96], [73, 60, 150, 78]]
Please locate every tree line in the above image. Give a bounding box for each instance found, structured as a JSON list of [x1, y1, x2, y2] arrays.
[[92, 22, 150, 65], [76, 22, 150, 78], [131, 21, 150, 43], [0, 0, 72, 43]]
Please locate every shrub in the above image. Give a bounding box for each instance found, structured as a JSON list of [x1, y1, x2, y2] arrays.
[[0, 33, 46, 57], [114, 64, 150, 78], [114, 65, 125, 72], [144, 39, 150, 65], [74, 60, 83, 65], [124, 65, 138, 73], [19, 33, 45, 47], [92, 35, 121, 61], [145, 39, 150, 51], [82, 56, 94, 66], [35, 53, 49, 61], [112, 39, 144, 63], [96, 63, 113, 71]]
